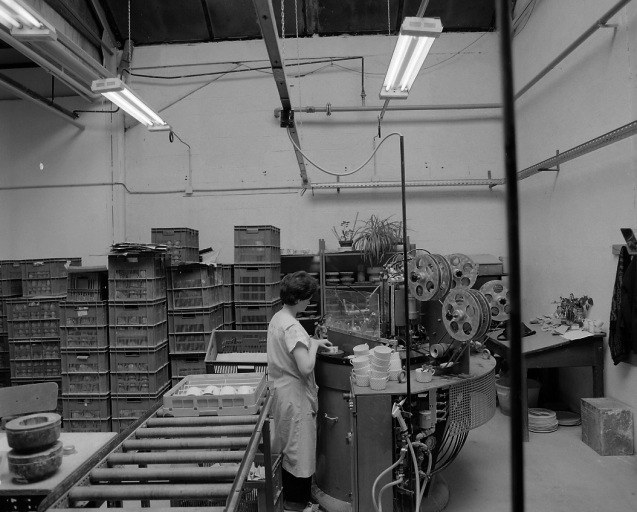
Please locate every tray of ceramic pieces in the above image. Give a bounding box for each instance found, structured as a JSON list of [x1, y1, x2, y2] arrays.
[[163, 373, 267, 416]]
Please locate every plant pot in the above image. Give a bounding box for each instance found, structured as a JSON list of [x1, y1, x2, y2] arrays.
[[338, 240, 354, 249]]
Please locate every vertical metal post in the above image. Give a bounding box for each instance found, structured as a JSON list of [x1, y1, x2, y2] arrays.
[[400, 135, 411, 411], [399, 133, 414, 508], [496, 1, 525, 512]]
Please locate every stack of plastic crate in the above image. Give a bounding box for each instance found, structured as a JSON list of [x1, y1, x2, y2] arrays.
[[166, 262, 224, 386], [221, 263, 235, 329], [108, 251, 171, 433], [233, 226, 282, 330], [0, 261, 22, 388], [60, 266, 111, 432], [7, 258, 81, 413], [151, 227, 199, 265]]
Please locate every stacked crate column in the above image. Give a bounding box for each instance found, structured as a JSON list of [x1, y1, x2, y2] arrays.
[[0, 260, 22, 388], [234, 226, 282, 331], [167, 263, 224, 385], [60, 301, 111, 432], [7, 297, 64, 414], [108, 252, 170, 433]]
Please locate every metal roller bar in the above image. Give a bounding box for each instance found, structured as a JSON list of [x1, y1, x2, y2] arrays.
[[123, 436, 251, 451], [53, 509, 225, 512], [42, 387, 277, 512], [132, 425, 256, 438], [90, 466, 238, 484], [517, 119, 637, 180], [68, 483, 234, 501], [106, 450, 246, 465], [146, 415, 259, 427]]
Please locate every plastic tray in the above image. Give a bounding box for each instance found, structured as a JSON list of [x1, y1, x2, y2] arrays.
[[109, 300, 167, 326], [64, 418, 112, 433], [205, 329, 268, 374], [234, 245, 281, 264], [109, 364, 170, 395], [170, 354, 207, 379], [234, 301, 281, 325], [61, 348, 110, 373], [109, 343, 168, 372], [233, 264, 281, 284], [234, 225, 280, 247], [163, 373, 267, 416], [108, 253, 166, 280], [233, 283, 280, 302], [63, 394, 111, 420], [61, 325, 109, 349], [6, 297, 62, 320], [11, 358, 61, 379], [62, 302, 108, 326]]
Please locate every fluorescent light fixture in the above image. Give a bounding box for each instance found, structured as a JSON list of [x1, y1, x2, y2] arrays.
[[380, 17, 442, 100], [92, 77, 170, 130], [0, 0, 43, 30]]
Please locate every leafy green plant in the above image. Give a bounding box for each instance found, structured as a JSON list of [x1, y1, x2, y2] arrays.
[[554, 294, 593, 325], [332, 213, 359, 243], [352, 214, 403, 267]]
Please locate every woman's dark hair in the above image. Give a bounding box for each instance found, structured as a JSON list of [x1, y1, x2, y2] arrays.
[[280, 271, 318, 305]]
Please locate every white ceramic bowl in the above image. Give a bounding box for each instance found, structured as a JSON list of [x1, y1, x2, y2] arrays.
[[373, 346, 393, 360], [353, 343, 370, 356], [370, 376, 388, 390], [388, 369, 402, 381], [370, 369, 388, 379], [353, 365, 370, 376], [351, 355, 371, 369], [355, 375, 370, 387], [371, 357, 391, 369]]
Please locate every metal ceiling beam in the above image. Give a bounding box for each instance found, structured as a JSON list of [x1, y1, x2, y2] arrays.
[[251, 0, 309, 187], [0, 72, 84, 129]]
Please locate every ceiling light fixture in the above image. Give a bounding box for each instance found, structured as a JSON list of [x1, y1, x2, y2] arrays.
[[0, 0, 43, 31], [380, 17, 443, 100], [92, 77, 170, 131]]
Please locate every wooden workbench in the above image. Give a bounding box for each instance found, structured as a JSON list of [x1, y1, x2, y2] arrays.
[[486, 328, 605, 439]]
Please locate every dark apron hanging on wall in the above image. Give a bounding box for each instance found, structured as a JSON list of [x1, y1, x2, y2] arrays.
[[609, 245, 637, 364]]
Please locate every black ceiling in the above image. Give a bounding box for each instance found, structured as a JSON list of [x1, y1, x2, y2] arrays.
[[0, 0, 511, 102], [77, 0, 500, 50]]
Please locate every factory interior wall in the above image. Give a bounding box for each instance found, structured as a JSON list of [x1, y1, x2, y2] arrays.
[[0, 32, 506, 262], [0, 0, 635, 436], [513, 0, 637, 420]]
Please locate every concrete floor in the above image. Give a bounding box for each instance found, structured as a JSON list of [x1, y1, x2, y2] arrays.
[[440, 408, 637, 512]]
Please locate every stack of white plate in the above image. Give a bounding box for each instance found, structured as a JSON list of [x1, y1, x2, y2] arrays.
[[528, 408, 559, 433], [556, 411, 581, 426]]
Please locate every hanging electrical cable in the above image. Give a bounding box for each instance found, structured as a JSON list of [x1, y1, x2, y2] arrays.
[[286, 129, 402, 177]]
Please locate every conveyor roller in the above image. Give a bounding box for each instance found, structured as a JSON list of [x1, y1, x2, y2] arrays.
[[39, 387, 280, 512]]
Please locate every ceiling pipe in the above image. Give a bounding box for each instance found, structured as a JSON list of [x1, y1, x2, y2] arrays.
[[274, 102, 502, 118], [515, 0, 633, 99], [310, 177, 503, 191], [0, 72, 84, 129]]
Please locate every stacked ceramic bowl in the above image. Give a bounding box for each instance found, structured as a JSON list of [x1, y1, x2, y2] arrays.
[[368, 345, 392, 390], [388, 351, 403, 381], [351, 354, 371, 387]]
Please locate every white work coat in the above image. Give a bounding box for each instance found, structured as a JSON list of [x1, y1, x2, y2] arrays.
[[267, 309, 318, 478]]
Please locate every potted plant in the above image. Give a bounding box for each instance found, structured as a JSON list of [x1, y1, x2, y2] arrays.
[[352, 214, 403, 270], [554, 294, 594, 326], [332, 214, 358, 248]]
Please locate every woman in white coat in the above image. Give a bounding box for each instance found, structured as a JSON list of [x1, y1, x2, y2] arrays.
[[267, 271, 332, 512]]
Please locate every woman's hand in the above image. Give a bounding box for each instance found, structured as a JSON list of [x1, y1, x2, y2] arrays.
[[313, 337, 333, 350]]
